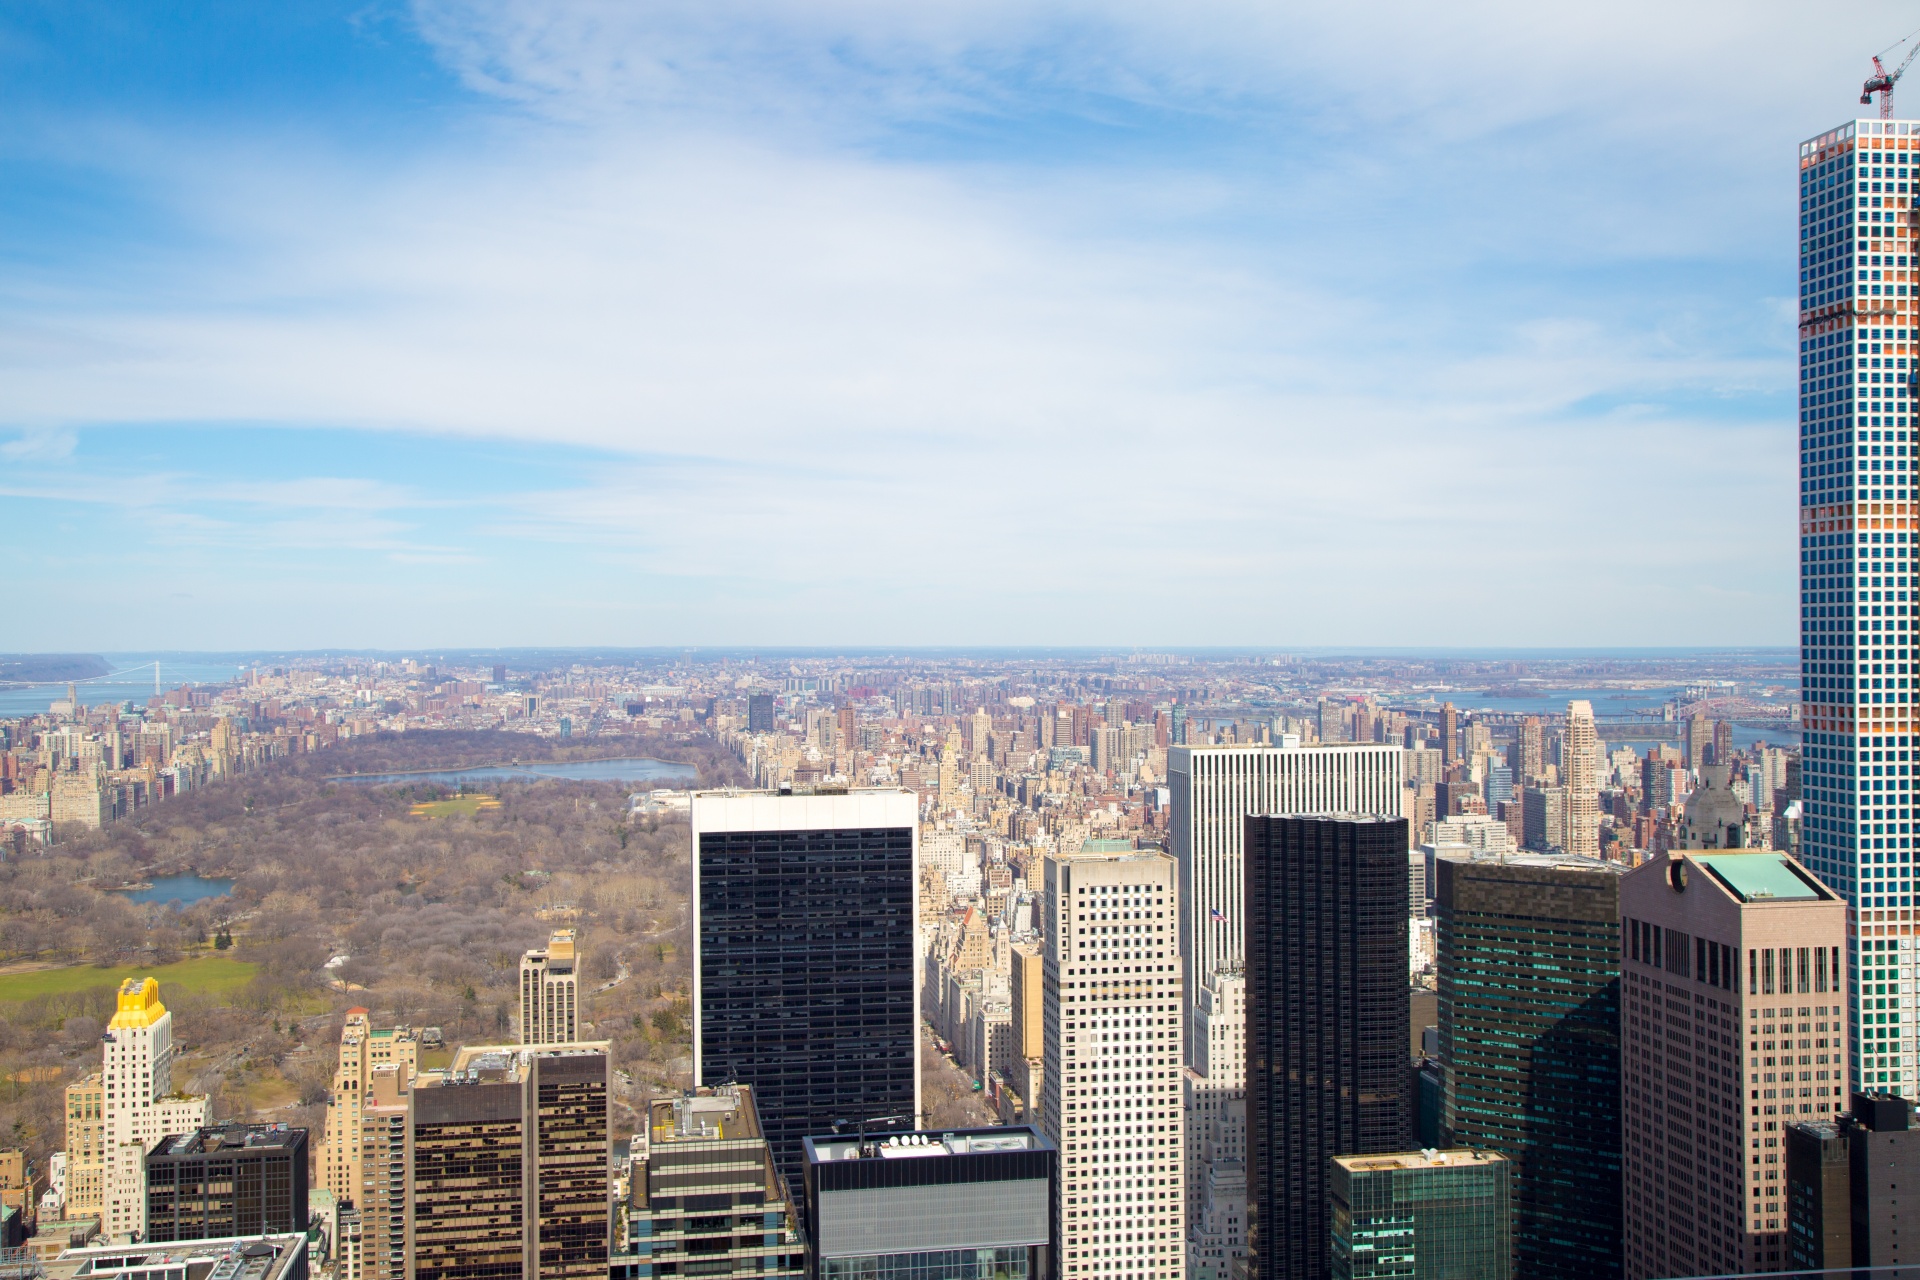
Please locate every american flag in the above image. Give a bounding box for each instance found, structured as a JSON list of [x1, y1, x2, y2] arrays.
[[1210, 907, 1227, 923]]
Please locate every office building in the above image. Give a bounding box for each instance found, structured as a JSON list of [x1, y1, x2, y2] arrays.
[[1787, 1090, 1920, 1269], [692, 790, 920, 1182], [1167, 742, 1403, 1023], [1328, 1151, 1505, 1280], [1620, 851, 1848, 1279], [749, 694, 776, 733], [1329, 1150, 1509, 1280], [1244, 815, 1409, 1280], [1520, 786, 1566, 854], [99, 978, 210, 1242], [1433, 852, 1622, 1280], [803, 1127, 1056, 1280], [520, 929, 581, 1045], [616, 1086, 804, 1280], [1785, 1113, 1852, 1269], [1799, 113, 1920, 1104], [1039, 846, 1184, 1279], [409, 1042, 612, 1280], [145, 1124, 309, 1243], [1183, 971, 1245, 1280], [319, 1009, 418, 1206]]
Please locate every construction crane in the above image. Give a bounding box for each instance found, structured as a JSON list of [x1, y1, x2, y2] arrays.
[[1863, 29, 1920, 118]]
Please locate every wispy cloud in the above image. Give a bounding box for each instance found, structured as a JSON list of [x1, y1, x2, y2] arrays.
[[0, 0, 1872, 646]]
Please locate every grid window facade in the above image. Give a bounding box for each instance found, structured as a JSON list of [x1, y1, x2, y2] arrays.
[[822, 1247, 1029, 1280], [1244, 815, 1409, 1280], [696, 824, 917, 1182], [1433, 859, 1621, 1280], [1798, 115, 1920, 1100]]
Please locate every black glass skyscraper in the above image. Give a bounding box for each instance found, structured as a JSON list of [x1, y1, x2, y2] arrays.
[[692, 790, 920, 1185], [1434, 853, 1622, 1280], [1244, 814, 1408, 1280]]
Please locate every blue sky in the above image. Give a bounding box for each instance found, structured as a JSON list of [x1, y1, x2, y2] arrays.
[[0, 1, 1905, 649]]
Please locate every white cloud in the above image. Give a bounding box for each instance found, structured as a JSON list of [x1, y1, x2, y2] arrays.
[[0, 0, 1849, 644]]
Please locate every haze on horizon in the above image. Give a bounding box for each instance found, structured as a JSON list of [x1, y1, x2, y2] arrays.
[[0, 1, 1902, 650]]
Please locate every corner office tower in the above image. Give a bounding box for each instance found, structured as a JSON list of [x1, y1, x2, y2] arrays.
[[690, 789, 921, 1184], [1799, 115, 1920, 1097]]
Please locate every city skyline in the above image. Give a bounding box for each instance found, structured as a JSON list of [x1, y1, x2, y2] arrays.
[[6, 6, 1911, 648]]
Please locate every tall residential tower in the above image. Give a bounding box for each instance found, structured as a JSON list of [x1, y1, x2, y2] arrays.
[[1798, 114, 1920, 1099], [520, 930, 581, 1045]]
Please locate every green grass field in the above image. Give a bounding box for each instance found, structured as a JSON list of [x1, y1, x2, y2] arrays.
[[409, 795, 501, 819], [0, 955, 259, 1004]]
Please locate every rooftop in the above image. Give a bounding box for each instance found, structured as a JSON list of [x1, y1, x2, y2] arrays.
[[154, 1124, 305, 1157], [1691, 853, 1828, 903], [646, 1085, 764, 1146], [52, 1233, 306, 1280], [804, 1126, 1052, 1165], [424, 1040, 609, 1086], [1333, 1149, 1508, 1173]]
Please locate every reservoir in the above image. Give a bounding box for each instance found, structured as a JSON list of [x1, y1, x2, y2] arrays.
[[334, 756, 696, 787]]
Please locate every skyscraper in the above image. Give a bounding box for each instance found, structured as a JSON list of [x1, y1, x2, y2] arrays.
[[1328, 1150, 1510, 1280], [1434, 852, 1622, 1280], [1243, 815, 1409, 1280], [803, 1127, 1058, 1280], [1619, 850, 1847, 1278], [1786, 1091, 1920, 1269], [748, 694, 776, 733], [410, 1042, 613, 1280], [100, 978, 210, 1242], [319, 1009, 418, 1207], [520, 929, 580, 1045], [616, 1086, 804, 1280], [1183, 971, 1246, 1280], [1562, 699, 1600, 859], [1167, 743, 1403, 1024], [1514, 716, 1543, 784], [691, 789, 920, 1182], [145, 1124, 309, 1243], [1799, 113, 1920, 1102], [1039, 846, 1185, 1280]]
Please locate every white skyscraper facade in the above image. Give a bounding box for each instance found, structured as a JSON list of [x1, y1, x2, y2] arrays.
[[1181, 971, 1245, 1280], [100, 978, 209, 1242], [1167, 742, 1403, 1004], [1041, 848, 1185, 1280], [1798, 115, 1920, 1097]]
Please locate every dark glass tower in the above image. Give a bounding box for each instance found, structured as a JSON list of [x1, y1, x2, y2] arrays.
[[1433, 854, 1622, 1280], [1244, 814, 1409, 1280], [692, 790, 920, 1185]]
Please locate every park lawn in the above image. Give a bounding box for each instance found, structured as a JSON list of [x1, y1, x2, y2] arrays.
[[0, 955, 258, 1004], [409, 795, 501, 819]]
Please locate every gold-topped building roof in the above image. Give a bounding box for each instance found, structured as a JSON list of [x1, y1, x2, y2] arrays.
[[108, 977, 166, 1030]]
